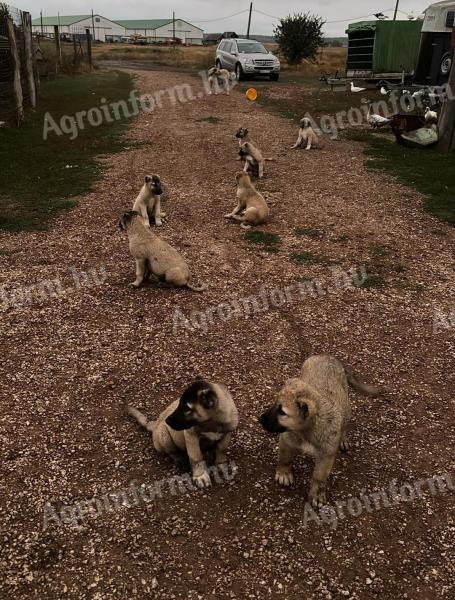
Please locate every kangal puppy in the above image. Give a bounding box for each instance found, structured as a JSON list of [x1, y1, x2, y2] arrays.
[[225, 171, 269, 229], [207, 67, 236, 95], [291, 117, 319, 150], [119, 210, 205, 291], [234, 127, 267, 176], [126, 378, 238, 488], [259, 355, 385, 506], [132, 175, 165, 227]]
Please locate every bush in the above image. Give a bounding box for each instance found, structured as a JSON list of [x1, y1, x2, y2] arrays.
[[274, 13, 325, 65]]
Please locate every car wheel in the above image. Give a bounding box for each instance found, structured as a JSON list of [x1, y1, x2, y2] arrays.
[[235, 63, 245, 81], [270, 73, 279, 81], [440, 52, 453, 77]]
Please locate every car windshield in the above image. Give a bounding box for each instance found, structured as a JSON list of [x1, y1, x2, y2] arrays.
[[236, 42, 268, 54]]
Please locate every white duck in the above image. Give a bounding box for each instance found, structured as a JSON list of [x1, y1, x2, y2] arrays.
[[380, 86, 390, 96], [425, 107, 438, 125], [351, 81, 366, 93], [367, 105, 392, 129]]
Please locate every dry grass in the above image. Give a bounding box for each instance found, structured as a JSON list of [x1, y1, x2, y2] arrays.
[[93, 43, 346, 75]]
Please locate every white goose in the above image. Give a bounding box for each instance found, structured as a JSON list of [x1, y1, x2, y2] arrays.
[[425, 107, 438, 125], [351, 81, 366, 93], [367, 105, 392, 129]]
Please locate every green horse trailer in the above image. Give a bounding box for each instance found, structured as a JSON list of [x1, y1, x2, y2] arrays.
[[346, 20, 423, 80]]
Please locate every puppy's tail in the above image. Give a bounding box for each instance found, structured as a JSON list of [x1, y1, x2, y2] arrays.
[[187, 277, 206, 292], [344, 366, 387, 398], [125, 404, 157, 433]]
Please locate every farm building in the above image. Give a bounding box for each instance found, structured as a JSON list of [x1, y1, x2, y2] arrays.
[[415, 1, 455, 84], [346, 19, 423, 80], [31, 14, 125, 42], [115, 19, 203, 45]]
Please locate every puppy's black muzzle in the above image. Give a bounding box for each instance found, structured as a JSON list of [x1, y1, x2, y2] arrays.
[[259, 409, 286, 434], [154, 185, 163, 196], [165, 412, 194, 431]]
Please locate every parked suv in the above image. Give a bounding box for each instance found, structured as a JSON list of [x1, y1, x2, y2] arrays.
[[215, 38, 280, 81]]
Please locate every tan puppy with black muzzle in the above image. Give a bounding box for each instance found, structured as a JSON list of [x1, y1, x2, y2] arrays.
[[225, 172, 269, 229], [259, 355, 384, 506], [119, 210, 205, 291], [207, 67, 237, 95], [291, 117, 319, 150], [132, 175, 165, 227], [126, 378, 238, 488]]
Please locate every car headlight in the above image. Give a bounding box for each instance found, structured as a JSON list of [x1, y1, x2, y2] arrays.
[[244, 58, 253, 65]]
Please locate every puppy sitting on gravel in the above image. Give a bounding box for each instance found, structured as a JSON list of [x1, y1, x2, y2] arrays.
[[291, 117, 319, 150], [126, 378, 238, 488], [225, 172, 269, 229], [119, 210, 205, 291], [259, 355, 384, 506], [132, 175, 165, 228]]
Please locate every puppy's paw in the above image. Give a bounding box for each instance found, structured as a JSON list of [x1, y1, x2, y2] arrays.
[[155, 220, 163, 227], [275, 467, 294, 486], [309, 490, 327, 508], [339, 438, 349, 453], [192, 462, 211, 488], [129, 282, 141, 288], [224, 213, 233, 219]]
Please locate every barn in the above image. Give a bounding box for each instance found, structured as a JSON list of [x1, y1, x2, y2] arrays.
[[115, 19, 204, 45], [31, 14, 125, 42]]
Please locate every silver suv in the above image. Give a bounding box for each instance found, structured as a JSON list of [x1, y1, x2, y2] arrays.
[[215, 38, 280, 81]]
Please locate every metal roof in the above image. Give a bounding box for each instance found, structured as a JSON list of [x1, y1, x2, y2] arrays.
[[31, 15, 92, 26], [115, 19, 174, 30]]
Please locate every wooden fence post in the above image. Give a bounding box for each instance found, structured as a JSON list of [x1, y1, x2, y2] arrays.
[[6, 16, 23, 125], [438, 29, 455, 152], [22, 11, 36, 108], [86, 28, 92, 71], [54, 25, 61, 72]]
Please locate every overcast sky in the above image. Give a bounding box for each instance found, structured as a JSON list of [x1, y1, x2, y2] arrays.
[[31, 1, 433, 37]]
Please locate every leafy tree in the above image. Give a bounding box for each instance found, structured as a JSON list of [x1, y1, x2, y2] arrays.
[[274, 13, 325, 65]]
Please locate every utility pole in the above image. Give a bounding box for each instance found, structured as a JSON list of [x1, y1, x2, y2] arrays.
[[40, 9, 43, 36], [173, 11, 176, 43], [393, 0, 400, 20], [438, 29, 455, 151], [91, 9, 96, 42], [246, 2, 253, 39]]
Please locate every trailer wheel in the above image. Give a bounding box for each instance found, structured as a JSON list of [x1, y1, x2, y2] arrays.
[[440, 52, 453, 77]]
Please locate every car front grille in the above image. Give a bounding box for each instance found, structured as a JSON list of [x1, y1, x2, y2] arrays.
[[253, 59, 274, 66]]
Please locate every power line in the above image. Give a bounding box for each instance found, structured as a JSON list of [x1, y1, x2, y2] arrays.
[[186, 9, 250, 24], [253, 7, 398, 24]]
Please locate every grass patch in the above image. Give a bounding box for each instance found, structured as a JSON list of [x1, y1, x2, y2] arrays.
[[290, 251, 334, 265], [245, 230, 281, 253], [344, 128, 455, 225], [0, 70, 134, 232], [196, 116, 220, 124], [354, 274, 388, 289], [294, 227, 322, 238]]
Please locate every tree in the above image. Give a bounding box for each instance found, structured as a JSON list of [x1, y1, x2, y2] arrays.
[[274, 13, 325, 65]]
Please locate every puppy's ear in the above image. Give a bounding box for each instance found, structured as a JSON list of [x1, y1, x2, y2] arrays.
[[145, 176, 152, 183], [198, 388, 215, 409], [244, 128, 248, 135]]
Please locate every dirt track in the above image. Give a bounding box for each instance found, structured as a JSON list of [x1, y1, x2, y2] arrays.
[[1, 69, 454, 599]]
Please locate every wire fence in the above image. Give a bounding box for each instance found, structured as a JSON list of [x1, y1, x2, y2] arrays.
[[0, 3, 35, 125], [0, 3, 93, 126]]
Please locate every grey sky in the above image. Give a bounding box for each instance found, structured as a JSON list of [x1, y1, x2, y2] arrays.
[[32, 1, 433, 37]]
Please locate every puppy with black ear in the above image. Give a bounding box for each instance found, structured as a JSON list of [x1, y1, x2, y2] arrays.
[[132, 175, 165, 228], [291, 117, 319, 150], [126, 379, 238, 488], [259, 355, 384, 506]]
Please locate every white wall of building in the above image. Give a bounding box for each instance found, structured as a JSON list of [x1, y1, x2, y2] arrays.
[[32, 16, 125, 42], [124, 20, 203, 45]]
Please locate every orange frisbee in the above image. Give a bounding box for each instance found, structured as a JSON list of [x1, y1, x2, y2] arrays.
[[246, 88, 258, 101]]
